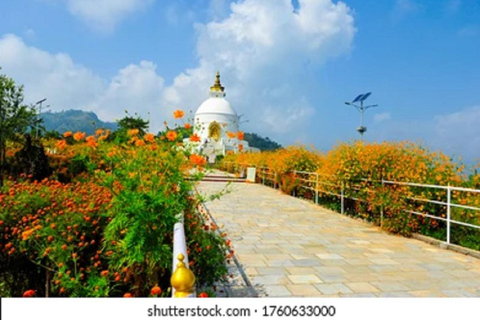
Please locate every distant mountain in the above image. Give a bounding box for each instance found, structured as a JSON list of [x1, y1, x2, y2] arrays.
[[40, 110, 117, 135], [244, 132, 282, 151], [40, 110, 281, 150]]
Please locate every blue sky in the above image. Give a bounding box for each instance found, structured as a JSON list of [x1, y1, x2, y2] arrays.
[[1, 0, 479, 162]]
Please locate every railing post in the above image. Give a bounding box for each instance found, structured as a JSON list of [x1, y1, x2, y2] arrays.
[[380, 180, 384, 226], [341, 181, 345, 214], [293, 171, 296, 197], [447, 185, 451, 244], [315, 174, 319, 204]]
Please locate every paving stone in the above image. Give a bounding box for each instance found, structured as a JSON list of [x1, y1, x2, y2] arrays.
[[345, 282, 381, 293], [286, 284, 322, 296], [264, 285, 292, 297], [287, 275, 323, 284], [314, 283, 353, 295], [197, 177, 480, 298]]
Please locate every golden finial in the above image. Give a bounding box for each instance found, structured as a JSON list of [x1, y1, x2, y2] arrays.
[[210, 71, 225, 92], [170, 253, 195, 298]]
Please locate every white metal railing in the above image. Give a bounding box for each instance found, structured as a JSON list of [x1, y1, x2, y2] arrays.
[[223, 162, 480, 247], [171, 210, 196, 298]]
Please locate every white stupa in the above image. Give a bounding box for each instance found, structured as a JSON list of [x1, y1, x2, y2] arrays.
[[185, 72, 258, 157]]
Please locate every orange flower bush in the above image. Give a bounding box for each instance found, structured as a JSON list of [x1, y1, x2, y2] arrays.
[[1, 121, 227, 297], [221, 142, 480, 249]]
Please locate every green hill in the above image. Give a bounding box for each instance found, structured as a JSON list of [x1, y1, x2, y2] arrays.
[[244, 132, 282, 151], [40, 110, 117, 135]]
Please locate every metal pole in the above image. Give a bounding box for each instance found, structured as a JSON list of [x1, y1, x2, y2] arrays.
[[315, 174, 319, 204], [359, 101, 364, 141], [447, 186, 451, 244], [341, 181, 345, 214]]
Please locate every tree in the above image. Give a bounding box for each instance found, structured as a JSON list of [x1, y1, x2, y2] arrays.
[[0, 71, 39, 186], [117, 112, 149, 135]]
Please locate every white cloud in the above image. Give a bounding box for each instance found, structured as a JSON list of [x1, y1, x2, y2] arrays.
[[0, 0, 355, 141], [458, 25, 480, 38], [392, 0, 419, 22], [163, 0, 355, 142], [57, 0, 153, 33], [0, 34, 105, 109], [88, 61, 165, 131], [0, 35, 166, 131], [208, 0, 230, 20], [374, 112, 391, 124], [373, 106, 480, 163], [433, 106, 480, 160], [24, 29, 36, 39], [445, 0, 461, 14]]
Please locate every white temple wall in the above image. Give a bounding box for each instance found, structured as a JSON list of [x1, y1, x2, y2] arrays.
[[195, 113, 239, 142]]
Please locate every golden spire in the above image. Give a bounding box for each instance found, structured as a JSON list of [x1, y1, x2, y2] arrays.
[[170, 253, 195, 298], [210, 71, 225, 92]]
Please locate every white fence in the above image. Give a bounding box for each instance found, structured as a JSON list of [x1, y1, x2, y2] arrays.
[[224, 162, 480, 247], [171, 192, 197, 298]]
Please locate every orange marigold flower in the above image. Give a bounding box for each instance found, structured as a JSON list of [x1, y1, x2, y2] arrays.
[[189, 134, 201, 142], [73, 132, 86, 141], [226, 131, 236, 139], [184, 123, 192, 129], [166, 130, 178, 142], [173, 109, 185, 119], [55, 140, 67, 150], [144, 133, 155, 143], [100, 270, 109, 277], [22, 229, 35, 241], [135, 139, 145, 147], [238, 144, 244, 152], [237, 131, 244, 140], [151, 286, 162, 296], [23, 290, 36, 297], [190, 154, 207, 166], [86, 136, 97, 148], [63, 131, 72, 138], [127, 129, 139, 136], [95, 129, 104, 136]]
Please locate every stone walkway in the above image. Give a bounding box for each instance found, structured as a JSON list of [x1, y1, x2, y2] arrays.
[[197, 175, 480, 297]]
